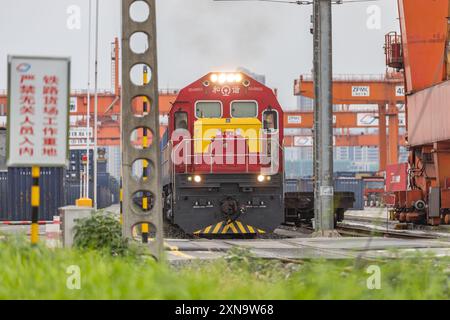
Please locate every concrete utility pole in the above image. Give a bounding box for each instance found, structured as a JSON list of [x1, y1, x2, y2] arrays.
[[312, 0, 320, 230], [313, 0, 336, 235], [121, 0, 163, 258]]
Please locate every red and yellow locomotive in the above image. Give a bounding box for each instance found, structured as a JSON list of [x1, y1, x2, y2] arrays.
[[162, 72, 284, 235]]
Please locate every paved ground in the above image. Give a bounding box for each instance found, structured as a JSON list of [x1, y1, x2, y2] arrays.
[[165, 237, 450, 261], [2, 206, 450, 261]]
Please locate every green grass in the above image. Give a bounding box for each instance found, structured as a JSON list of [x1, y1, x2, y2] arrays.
[[0, 236, 449, 300]]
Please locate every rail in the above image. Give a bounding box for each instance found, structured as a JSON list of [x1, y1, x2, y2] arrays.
[[336, 224, 437, 239]]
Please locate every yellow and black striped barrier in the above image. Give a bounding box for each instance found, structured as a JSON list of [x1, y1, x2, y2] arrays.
[[31, 166, 40, 245], [119, 177, 123, 225], [141, 66, 150, 243], [194, 220, 266, 235]]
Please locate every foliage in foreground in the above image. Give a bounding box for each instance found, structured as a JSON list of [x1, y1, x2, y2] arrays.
[[73, 212, 130, 256], [0, 237, 449, 300]]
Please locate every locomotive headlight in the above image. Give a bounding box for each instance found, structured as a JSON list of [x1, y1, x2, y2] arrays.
[[266, 176, 272, 181], [218, 74, 227, 84], [194, 175, 202, 183], [257, 175, 265, 182], [212, 73, 243, 83], [187, 176, 193, 182]]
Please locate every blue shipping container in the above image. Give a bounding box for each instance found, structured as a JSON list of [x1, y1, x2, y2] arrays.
[[5, 167, 65, 221], [0, 171, 8, 219], [290, 178, 364, 210]]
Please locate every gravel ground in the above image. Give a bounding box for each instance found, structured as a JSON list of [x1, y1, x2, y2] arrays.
[[256, 231, 290, 239], [163, 222, 312, 240], [163, 222, 194, 239]]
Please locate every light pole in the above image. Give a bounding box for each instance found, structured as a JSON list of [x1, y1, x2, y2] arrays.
[[77, 0, 94, 208], [86, 0, 92, 201], [93, 0, 100, 210]]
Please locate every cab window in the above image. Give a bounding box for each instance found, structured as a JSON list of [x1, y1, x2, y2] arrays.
[[231, 101, 258, 118], [263, 110, 278, 132], [195, 101, 222, 118], [174, 111, 188, 130]]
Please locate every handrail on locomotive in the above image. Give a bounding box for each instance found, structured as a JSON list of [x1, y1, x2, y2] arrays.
[[163, 136, 283, 176]]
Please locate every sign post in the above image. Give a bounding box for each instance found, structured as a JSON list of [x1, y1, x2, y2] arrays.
[[31, 166, 40, 245], [7, 56, 70, 244]]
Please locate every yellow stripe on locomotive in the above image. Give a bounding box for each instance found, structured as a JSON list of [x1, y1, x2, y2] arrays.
[[194, 220, 266, 235], [193, 118, 263, 154]]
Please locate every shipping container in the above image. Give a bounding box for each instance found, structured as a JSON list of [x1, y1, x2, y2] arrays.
[[0, 171, 8, 219], [297, 178, 314, 192], [408, 81, 450, 146], [284, 179, 300, 193], [64, 172, 118, 210], [292, 177, 364, 210], [5, 167, 65, 221], [335, 178, 364, 210], [0, 129, 6, 171], [64, 179, 83, 207]]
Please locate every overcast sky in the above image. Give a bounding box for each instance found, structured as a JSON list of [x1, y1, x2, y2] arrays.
[[0, 0, 399, 107]]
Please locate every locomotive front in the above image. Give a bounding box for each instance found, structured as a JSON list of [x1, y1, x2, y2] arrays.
[[162, 72, 284, 235]]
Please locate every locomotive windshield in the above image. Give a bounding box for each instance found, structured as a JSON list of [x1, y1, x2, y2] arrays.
[[195, 101, 222, 118], [231, 101, 258, 118]]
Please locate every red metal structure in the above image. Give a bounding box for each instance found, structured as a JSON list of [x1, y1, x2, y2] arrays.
[[385, 32, 404, 70], [361, 176, 386, 207], [386, 0, 450, 225]]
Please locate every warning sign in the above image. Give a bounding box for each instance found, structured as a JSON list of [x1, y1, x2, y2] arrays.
[[7, 56, 70, 167]]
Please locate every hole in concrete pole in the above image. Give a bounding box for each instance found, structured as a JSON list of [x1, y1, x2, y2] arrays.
[[131, 95, 152, 117], [129, 1, 150, 23], [130, 32, 149, 54], [131, 158, 153, 182], [131, 222, 156, 242], [132, 190, 155, 213], [130, 127, 154, 149], [130, 63, 152, 86]]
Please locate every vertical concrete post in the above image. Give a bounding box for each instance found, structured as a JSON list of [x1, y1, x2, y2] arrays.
[[122, 0, 163, 258], [313, 0, 320, 229], [314, 0, 335, 234]]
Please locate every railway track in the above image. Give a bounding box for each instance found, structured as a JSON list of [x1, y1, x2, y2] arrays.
[[279, 218, 445, 240], [340, 214, 450, 240], [336, 224, 437, 239]]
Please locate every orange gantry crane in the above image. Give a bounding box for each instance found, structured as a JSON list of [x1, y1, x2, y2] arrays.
[[283, 110, 406, 147], [385, 0, 450, 225], [0, 91, 177, 146], [292, 72, 405, 172]]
